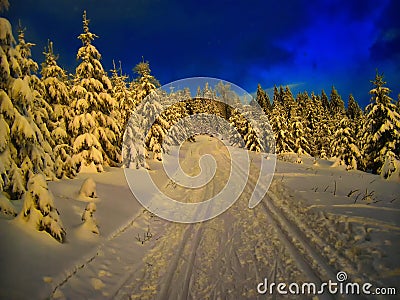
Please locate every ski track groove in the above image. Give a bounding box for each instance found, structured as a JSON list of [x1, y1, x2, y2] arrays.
[[228, 154, 339, 297], [231, 153, 373, 300], [232, 154, 338, 281], [159, 182, 216, 300]]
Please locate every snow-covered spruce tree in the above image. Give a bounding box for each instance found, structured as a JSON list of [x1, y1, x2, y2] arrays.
[[347, 94, 363, 120], [122, 112, 149, 169], [256, 83, 272, 115], [135, 90, 170, 161], [320, 89, 330, 112], [228, 108, 245, 147], [328, 86, 346, 158], [310, 89, 333, 158], [288, 104, 310, 163], [0, 16, 66, 240], [228, 108, 262, 152], [19, 173, 66, 242], [346, 94, 365, 163], [299, 92, 317, 156], [295, 92, 315, 152], [0, 18, 55, 202], [16, 25, 55, 180], [270, 97, 293, 154], [0, 11, 19, 213], [380, 150, 400, 180], [282, 85, 297, 116], [130, 59, 159, 106], [272, 85, 284, 107], [331, 116, 363, 170], [123, 89, 191, 168], [110, 61, 134, 131], [363, 72, 400, 176], [309, 92, 331, 158], [295, 91, 308, 119], [70, 11, 121, 172], [329, 86, 346, 117], [41, 40, 75, 178]]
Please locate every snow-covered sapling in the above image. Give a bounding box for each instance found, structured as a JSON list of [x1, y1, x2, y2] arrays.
[[79, 177, 97, 198], [19, 174, 66, 242], [81, 202, 99, 234]]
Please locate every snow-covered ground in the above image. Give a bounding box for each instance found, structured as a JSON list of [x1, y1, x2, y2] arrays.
[[0, 136, 399, 299]]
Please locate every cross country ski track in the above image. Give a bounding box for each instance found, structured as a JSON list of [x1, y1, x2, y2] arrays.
[[50, 139, 381, 299]]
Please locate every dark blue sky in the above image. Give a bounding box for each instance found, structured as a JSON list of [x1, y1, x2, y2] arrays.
[[4, 0, 400, 107]]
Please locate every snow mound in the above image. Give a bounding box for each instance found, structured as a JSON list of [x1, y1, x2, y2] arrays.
[[81, 202, 99, 235], [79, 177, 97, 199]]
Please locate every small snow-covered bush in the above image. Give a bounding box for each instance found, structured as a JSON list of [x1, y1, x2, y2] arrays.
[[19, 174, 66, 243], [79, 177, 97, 198], [81, 202, 99, 234], [380, 151, 400, 180]]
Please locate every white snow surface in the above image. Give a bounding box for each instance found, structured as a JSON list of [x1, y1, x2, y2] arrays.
[[0, 136, 399, 299]]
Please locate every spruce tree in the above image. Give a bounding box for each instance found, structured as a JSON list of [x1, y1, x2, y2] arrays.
[[229, 108, 262, 152], [328, 86, 346, 158], [270, 100, 293, 153], [331, 116, 363, 170], [0, 12, 66, 241], [16, 24, 55, 180], [19, 173, 66, 242], [110, 61, 134, 145], [347, 94, 362, 120], [131, 59, 159, 105], [143, 93, 170, 161], [309, 92, 331, 158], [122, 112, 149, 169], [320, 89, 330, 111], [70, 11, 120, 172], [0, 20, 55, 199], [282, 85, 296, 114], [256, 83, 272, 115], [288, 104, 310, 162], [346, 94, 365, 165], [363, 72, 400, 176], [329, 86, 346, 117], [0, 12, 22, 210], [41, 40, 74, 178]]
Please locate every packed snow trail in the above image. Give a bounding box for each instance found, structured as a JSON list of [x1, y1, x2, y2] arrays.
[[51, 136, 391, 299]]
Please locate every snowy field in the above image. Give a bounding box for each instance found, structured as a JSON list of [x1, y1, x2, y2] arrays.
[[0, 136, 399, 299]]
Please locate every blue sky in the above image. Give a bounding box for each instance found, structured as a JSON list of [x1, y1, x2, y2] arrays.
[[4, 0, 400, 107]]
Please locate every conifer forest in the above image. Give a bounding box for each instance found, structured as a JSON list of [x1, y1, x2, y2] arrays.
[[1, 1, 399, 299]]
